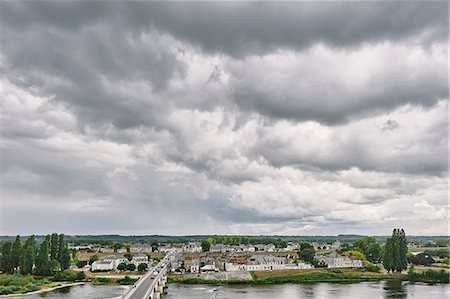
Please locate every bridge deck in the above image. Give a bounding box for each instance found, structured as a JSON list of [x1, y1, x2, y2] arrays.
[[123, 253, 171, 299]]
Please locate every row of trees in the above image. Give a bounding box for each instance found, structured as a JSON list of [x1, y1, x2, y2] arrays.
[[383, 229, 408, 273], [0, 234, 71, 275]]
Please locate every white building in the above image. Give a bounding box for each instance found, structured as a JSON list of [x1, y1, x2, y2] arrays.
[[91, 255, 127, 271], [183, 242, 203, 253], [315, 252, 363, 268], [190, 259, 200, 273], [226, 255, 314, 272]]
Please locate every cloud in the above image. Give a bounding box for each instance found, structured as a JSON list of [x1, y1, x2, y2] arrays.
[[0, 1, 448, 235]]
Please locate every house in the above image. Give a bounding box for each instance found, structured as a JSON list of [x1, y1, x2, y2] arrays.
[[91, 255, 127, 271], [131, 254, 150, 268], [130, 244, 153, 253], [225, 255, 314, 272], [183, 242, 202, 253], [315, 252, 363, 268], [201, 264, 219, 272], [190, 259, 200, 273]]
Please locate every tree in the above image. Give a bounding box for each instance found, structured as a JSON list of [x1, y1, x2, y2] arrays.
[[35, 238, 52, 276], [383, 228, 408, 273], [201, 240, 210, 252], [342, 250, 366, 261], [89, 255, 99, 265], [117, 262, 127, 271], [435, 238, 449, 247], [354, 237, 382, 263], [50, 233, 59, 260], [383, 237, 394, 273], [298, 242, 315, 263], [112, 242, 123, 253], [124, 253, 133, 261], [11, 235, 22, 272], [59, 244, 71, 270], [0, 241, 13, 274], [126, 263, 136, 271], [138, 263, 148, 272], [57, 234, 65, 263], [20, 236, 36, 275], [408, 253, 435, 266]]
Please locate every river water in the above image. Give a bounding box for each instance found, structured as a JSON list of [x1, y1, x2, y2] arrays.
[[12, 281, 449, 298]]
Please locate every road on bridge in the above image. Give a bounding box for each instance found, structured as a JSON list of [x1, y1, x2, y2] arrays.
[[124, 253, 172, 299]]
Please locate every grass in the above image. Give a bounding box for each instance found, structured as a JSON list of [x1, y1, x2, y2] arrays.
[[0, 274, 60, 295]]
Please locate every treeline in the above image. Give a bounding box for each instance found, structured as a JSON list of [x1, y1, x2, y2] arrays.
[[206, 236, 288, 248], [0, 233, 71, 275], [1, 234, 446, 246]]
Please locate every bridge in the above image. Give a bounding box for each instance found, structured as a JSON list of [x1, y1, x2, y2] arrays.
[[122, 253, 172, 299]]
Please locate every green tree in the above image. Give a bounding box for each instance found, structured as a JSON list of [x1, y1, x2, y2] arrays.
[[112, 242, 122, 253], [20, 236, 36, 275], [354, 237, 382, 263], [35, 238, 52, 276], [298, 242, 315, 263], [201, 240, 211, 252], [89, 255, 99, 265], [50, 233, 59, 260], [117, 262, 127, 271], [383, 237, 394, 273], [124, 253, 133, 261], [126, 263, 136, 271], [138, 263, 148, 272], [11, 235, 22, 272], [0, 241, 13, 273], [383, 228, 408, 273], [59, 244, 71, 270], [57, 234, 65, 262], [435, 238, 449, 247]]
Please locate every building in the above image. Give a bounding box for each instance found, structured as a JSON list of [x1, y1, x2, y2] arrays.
[[190, 259, 200, 273], [91, 255, 127, 271], [183, 242, 202, 253], [315, 252, 363, 268], [225, 255, 314, 272]]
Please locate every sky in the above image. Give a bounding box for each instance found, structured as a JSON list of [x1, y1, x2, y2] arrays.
[[0, 1, 448, 236]]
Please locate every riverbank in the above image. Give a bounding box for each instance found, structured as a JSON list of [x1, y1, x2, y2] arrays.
[[169, 269, 406, 285], [0, 282, 84, 298]]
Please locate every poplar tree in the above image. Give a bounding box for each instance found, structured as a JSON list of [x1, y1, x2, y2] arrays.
[[59, 244, 71, 270], [50, 233, 58, 260], [383, 228, 408, 273], [383, 237, 394, 273], [20, 236, 36, 275], [0, 241, 13, 273], [35, 238, 52, 276], [11, 235, 22, 272], [57, 234, 65, 263]]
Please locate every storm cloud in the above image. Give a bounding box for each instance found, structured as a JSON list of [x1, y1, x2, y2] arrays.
[[0, 1, 448, 235]]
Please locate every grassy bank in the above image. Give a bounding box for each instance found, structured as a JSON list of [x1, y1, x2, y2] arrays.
[[169, 269, 405, 285], [0, 274, 61, 295]]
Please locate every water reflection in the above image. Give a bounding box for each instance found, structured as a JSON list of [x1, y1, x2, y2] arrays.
[[383, 280, 407, 299]]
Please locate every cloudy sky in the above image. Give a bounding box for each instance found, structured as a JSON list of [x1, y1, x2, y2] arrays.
[[1, 1, 448, 236]]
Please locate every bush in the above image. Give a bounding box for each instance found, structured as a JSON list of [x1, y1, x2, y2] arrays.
[[408, 253, 434, 266], [53, 269, 85, 282], [117, 276, 137, 285], [117, 262, 127, 271], [93, 277, 111, 284], [0, 285, 21, 295], [407, 266, 449, 283], [76, 260, 88, 268], [365, 263, 381, 273]]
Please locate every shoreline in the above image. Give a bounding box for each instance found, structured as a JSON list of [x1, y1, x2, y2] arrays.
[[0, 282, 85, 298]]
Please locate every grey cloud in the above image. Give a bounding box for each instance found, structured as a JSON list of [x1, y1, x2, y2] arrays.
[[2, 2, 447, 57]]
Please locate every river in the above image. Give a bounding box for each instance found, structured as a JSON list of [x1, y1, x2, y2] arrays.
[[11, 281, 449, 298]]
